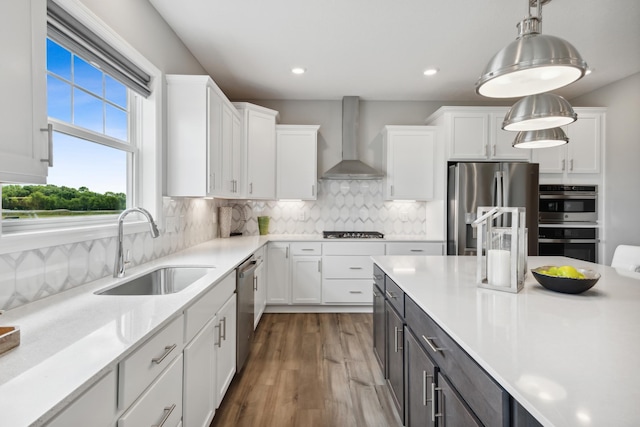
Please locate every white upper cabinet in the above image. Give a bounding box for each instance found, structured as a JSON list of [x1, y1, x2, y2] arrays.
[[383, 126, 437, 201], [234, 103, 279, 200], [532, 108, 605, 176], [276, 125, 319, 200], [0, 0, 49, 184], [166, 75, 239, 197], [426, 107, 530, 161]]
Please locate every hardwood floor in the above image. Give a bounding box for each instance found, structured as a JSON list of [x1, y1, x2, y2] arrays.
[[211, 313, 402, 427]]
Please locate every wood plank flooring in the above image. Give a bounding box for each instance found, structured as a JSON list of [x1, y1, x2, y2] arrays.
[[211, 313, 402, 427]]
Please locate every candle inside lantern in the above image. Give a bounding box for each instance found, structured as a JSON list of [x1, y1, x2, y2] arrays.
[[488, 249, 511, 287]]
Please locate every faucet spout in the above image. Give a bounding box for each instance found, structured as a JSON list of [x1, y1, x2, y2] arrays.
[[114, 207, 160, 278]]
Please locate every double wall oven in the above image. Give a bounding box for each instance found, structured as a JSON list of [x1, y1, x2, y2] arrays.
[[538, 185, 599, 263]]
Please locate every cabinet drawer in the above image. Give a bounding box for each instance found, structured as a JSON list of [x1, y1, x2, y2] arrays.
[[405, 297, 508, 427], [386, 242, 443, 255], [322, 279, 372, 304], [323, 256, 373, 279], [119, 315, 184, 409], [322, 242, 385, 256], [118, 354, 183, 427], [384, 275, 404, 316], [290, 242, 322, 255], [184, 272, 235, 343]]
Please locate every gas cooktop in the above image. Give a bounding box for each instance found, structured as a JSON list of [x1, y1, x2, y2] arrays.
[[322, 231, 384, 239]]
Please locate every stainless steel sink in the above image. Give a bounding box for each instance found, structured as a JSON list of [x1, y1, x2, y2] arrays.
[[96, 266, 215, 296]]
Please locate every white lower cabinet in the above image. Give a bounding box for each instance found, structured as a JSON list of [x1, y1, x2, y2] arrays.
[[183, 318, 217, 427], [183, 270, 236, 426], [118, 354, 183, 427], [215, 293, 237, 407], [254, 246, 267, 328], [267, 242, 291, 304], [45, 370, 117, 427], [291, 256, 322, 304]]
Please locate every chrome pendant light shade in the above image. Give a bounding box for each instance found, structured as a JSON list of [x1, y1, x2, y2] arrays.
[[503, 93, 577, 131], [476, 0, 588, 98], [512, 127, 568, 149]]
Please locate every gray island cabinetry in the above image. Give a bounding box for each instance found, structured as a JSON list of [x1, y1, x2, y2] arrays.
[[373, 261, 541, 427]]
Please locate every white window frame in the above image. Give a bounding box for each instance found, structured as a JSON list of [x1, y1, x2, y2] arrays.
[[0, 0, 162, 255]]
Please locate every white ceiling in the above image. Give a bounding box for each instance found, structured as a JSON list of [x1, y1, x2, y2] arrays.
[[148, 0, 640, 102]]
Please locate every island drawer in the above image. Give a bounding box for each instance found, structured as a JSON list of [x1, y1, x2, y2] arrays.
[[384, 275, 404, 316], [405, 297, 508, 427]]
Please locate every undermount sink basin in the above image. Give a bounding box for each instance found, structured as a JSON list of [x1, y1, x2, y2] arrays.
[[97, 266, 215, 296]]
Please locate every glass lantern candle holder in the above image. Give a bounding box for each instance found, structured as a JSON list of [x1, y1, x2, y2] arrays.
[[472, 206, 527, 293]]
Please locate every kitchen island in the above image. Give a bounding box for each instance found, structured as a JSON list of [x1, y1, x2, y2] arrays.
[[371, 255, 640, 427]]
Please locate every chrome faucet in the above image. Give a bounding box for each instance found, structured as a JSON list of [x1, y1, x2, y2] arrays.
[[114, 207, 160, 278]]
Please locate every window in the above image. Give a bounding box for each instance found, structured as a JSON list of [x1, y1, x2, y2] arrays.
[[0, 0, 161, 246]]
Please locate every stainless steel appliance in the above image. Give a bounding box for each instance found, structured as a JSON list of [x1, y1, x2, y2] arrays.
[[322, 231, 384, 239], [447, 162, 539, 256], [538, 227, 598, 262], [539, 185, 598, 223], [236, 255, 261, 372]]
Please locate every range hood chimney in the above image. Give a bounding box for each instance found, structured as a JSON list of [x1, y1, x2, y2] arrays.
[[321, 96, 384, 180]]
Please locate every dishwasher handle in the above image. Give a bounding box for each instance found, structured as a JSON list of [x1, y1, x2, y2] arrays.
[[238, 258, 261, 278]]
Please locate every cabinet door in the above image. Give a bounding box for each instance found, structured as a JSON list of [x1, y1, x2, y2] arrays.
[[532, 143, 566, 174], [183, 318, 216, 427], [0, 0, 49, 184], [276, 127, 318, 200], [207, 86, 224, 195], [254, 259, 266, 328], [490, 112, 531, 161], [246, 110, 277, 199], [386, 129, 436, 200], [436, 373, 482, 427], [449, 113, 489, 159], [373, 284, 386, 374], [385, 301, 405, 424], [231, 110, 243, 194], [215, 294, 237, 407], [266, 243, 290, 304], [405, 330, 437, 427], [567, 112, 601, 174], [291, 256, 322, 304], [219, 103, 235, 196]]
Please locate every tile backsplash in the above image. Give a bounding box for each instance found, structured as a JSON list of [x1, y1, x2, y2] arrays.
[[231, 180, 427, 236], [1, 180, 428, 311], [0, 197, 223, 311]]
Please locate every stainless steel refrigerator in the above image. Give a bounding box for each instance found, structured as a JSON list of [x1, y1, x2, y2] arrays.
[[447, 162, 539, 256]]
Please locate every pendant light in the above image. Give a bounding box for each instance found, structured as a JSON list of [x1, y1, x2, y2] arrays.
[[503, 93, 577, 131], [512, 127, 568, 149], [476, 0, 588, 98]]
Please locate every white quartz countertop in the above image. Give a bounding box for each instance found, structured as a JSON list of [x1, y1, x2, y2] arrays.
[[0, 234, 440, 426], [371, 255, 640, 427]]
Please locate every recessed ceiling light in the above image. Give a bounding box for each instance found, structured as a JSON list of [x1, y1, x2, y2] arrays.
[[423, 68, 439, 76], [291, 67, 306, 75]]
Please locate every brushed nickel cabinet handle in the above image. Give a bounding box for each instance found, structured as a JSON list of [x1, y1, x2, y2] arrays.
[[434, 386, 443, 420], [410, 249, 424, 252], [40, 123, 53, 166], [431, 383, 437, 421], [151, 344, 177, 364], [215, 323, 222, 347], [152, 403, 176, 427], [422, 335, 446, 353], [562, 159, 566, 171], [349, 290, 363, 294], [570, 159, 574, 171], [221, 317, 227, 341], [385, 290, 397, 300], [249, 182, 253, 194], [349, 266, 363, 270]]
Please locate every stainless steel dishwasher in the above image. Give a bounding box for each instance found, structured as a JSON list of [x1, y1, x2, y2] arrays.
[[236, 255, 260, 371]]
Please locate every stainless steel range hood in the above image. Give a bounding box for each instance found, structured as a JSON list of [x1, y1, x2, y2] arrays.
[[321, 96, 383, 180]]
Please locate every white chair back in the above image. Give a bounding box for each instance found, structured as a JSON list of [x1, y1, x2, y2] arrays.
[[611, 245, 640, 272]]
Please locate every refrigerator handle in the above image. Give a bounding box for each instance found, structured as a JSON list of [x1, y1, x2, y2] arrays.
[[496, 171, 504, 207]]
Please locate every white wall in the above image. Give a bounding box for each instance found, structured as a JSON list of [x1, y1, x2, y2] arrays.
[[571, 72, 640, 264]]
